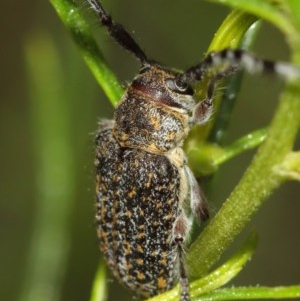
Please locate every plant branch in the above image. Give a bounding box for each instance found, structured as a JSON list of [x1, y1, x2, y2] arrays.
[[187, 80, 300, 278]]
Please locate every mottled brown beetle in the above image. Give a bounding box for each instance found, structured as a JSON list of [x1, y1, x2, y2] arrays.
[[88, 0, 300, 300]]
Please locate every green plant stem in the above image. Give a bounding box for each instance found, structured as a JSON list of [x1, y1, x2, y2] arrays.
[[274, 151, 300, 181], [187, 0, 300, 280], [187, 80, 300, 278]]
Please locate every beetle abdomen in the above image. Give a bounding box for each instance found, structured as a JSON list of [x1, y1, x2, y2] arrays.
[[95, 128, 183, 298]]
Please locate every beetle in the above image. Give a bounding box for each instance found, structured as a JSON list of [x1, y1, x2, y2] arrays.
[[88, 0, 300, 300]]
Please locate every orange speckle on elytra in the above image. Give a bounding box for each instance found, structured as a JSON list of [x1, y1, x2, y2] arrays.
[[137, 271, 146, 280], [157, 276, 167, 289], [136, 258, 144, 265]]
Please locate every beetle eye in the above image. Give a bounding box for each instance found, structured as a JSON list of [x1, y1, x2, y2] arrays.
[[175, 79, 188, 91], [166, 78, 194, 95]]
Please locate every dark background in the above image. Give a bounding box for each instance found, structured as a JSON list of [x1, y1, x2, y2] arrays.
[[1, 1, 299, 301]]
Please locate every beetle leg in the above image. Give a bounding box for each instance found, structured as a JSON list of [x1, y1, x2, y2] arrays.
[[173, 213, 191, 301], [185, 166, 209, 222]]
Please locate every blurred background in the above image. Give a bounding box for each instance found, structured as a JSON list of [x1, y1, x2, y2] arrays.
[[1, 1, 299, 301]]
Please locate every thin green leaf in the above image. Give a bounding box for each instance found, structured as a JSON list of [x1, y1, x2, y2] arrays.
[[146, 232, 257, 301], [287, 0, 300, 31], [207, 10, 258, 52], [191, 9, 258, 141], [207, 0, 296, 39], [214, 128, 267, 166], [189, 231, 257, 298], [19, 33, 75, 301], [198, 285, 300, 300], [208, 19, 261, 144], [49, 0, 123, 106], [286, 0, 300, 58], [90, 261, 107, 301], [187, 128, 267, 176]]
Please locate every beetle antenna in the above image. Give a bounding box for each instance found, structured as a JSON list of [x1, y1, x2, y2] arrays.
[[178, 48, 300, 84], [87, 0, 149, 66]]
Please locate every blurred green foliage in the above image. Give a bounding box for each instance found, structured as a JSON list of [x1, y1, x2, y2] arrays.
[[1, 1, 300, 301]]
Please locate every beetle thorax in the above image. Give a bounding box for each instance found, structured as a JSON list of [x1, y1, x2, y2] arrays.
[[113, 65, 195, 154]]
